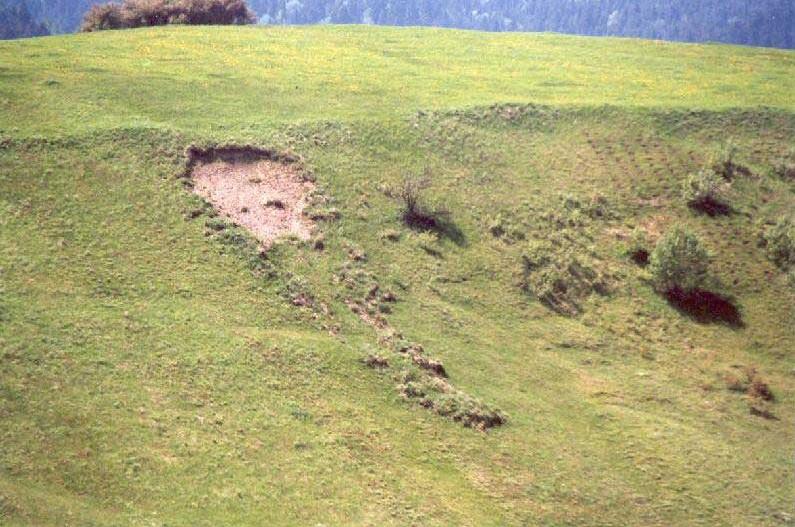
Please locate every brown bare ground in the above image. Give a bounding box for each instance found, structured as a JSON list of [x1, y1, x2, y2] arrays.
[[191, 158, 315, 247]]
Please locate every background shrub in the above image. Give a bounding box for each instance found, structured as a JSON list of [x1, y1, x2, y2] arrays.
[[649, 226, 710, 293], [80, 3, 125, 31], [80, 0, 255, 31]]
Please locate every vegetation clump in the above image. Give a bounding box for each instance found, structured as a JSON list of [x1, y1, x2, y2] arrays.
[[682, 168, 731, 215], [80, 0, 255, 32], [724, 366, 773, 399], [709, 141, 745, 180], [394, 173, 448, 228], [649, 226, 741, 325], [769, 149, 795, 181], [487, 212, 526, 243], [513, 194, 615, 316], [649, 226, 710, 294], [626, 228, 651, 266], [364, 354, 389, 369], [379, 229, 401, 242], [521, 238, 609, 316], [760, 215, 795, 286], [396, 368, 506, 430]]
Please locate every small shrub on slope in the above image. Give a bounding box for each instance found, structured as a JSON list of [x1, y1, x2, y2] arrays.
[[769, 149, 795, 181], [709, 140, 742, 180], [395, 172, 450, 230], [682, 168, 731, 215], [509, 193, 616, 316], [649, 226, 710, 294], [626, 228, 650, 266], [761, 215, 795, 270]]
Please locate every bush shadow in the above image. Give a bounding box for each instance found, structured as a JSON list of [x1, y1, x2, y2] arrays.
[[665, 288, 744, 328], [688, 198, 734, 217], [404, 209, 466, 246]]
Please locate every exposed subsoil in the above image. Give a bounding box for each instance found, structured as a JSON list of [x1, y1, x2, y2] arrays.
[[188, 147, 315, 247]]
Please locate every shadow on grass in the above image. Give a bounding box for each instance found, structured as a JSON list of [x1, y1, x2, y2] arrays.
[[688, 198, 733, 217], [630, 249, 650, 267], [665, 288, 744, 328], [404, 210, 466, 246]]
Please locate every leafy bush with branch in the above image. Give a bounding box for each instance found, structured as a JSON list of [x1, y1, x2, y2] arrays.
[[649, 226, 710, 293], [392, 172, 463, 245]]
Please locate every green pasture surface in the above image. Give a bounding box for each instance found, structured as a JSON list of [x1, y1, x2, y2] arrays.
[[1, 26, 794, 526]]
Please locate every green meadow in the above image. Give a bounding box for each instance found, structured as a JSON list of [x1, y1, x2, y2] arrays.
[[0, 25, 794, 526]]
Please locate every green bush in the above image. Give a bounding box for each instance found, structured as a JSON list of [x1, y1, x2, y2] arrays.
[[682, 168, 730, 215], [761, 215, 795, 270], [649, 226, 710, 293]]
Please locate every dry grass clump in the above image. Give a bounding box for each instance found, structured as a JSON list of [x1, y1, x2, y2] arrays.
[[517, 194, 615, 316], [769, 149, 795, 181], [521, 239, 609, 316], [723, 366, 774, 401], [396, 368, 506, 430]]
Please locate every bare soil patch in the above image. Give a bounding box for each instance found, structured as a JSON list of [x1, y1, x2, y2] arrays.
[[186, 146, 315, 247]]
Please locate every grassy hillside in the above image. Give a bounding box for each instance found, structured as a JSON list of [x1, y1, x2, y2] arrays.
[[1, 26, 794, 526], [1, 25, 794, 137]]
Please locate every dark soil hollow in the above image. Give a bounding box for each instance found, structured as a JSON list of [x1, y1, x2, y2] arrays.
[[688, 197, 733, 217], [665, 288, 743, 327], [630, 249, 650, 266], [749, 406, 779, 421], [183, 144, 301, 177]]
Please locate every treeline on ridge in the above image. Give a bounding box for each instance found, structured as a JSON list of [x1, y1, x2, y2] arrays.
[[256, 0, 793, 49], [0, 0, 49, 38], [80, 0, 255, 31], [2, 0, 793, 49]]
